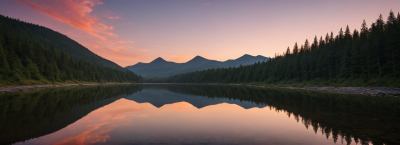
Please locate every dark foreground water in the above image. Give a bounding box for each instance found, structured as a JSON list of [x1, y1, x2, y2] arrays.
[[0, 84, 399, 145]]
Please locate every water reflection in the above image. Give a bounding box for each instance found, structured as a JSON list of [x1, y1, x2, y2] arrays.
[[0, 84, 399, 145], [126, 89, 266, 109]]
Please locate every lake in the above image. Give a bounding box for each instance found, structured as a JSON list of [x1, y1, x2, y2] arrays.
[[0, 84, 399, 145]]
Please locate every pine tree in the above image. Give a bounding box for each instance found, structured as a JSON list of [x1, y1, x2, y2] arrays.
[[342, 25, 352, 79], [350, 29, 360, 77], [0, 43, 9, 77], [317, 36, 326, 78], [285, 47, 292, 79], [52, 61, 61, 82], [384, 10, 398, 77], [26, 58, 41, 80], [11, 55, 25, 77], [359, 20, 370, 77], [44, 62, 55, 81], [300, 44, 308, 80], [370, 14, 385, 77], [396, 12, 400, 77], [310, 36, 318, 79]]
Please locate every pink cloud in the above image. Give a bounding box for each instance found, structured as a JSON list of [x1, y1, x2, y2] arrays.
[[98, 23, 113, 30], [15, 0, 112, 39], [15, 0, 145, 66], [107, 15, 123, 19]]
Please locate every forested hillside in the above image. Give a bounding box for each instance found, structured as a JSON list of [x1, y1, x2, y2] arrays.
[[0, 15, 143, 86], [0, 14, 122, 70], [160, 11, 400, 86]]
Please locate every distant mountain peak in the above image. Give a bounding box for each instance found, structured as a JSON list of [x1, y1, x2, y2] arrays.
[[184, 55, 209, 64], [241, 54, 253, 57], [236, 54, 254, 60], [150, 57, 167, 63], [126, 55, 269, 77], [192, 55, 206, 60]]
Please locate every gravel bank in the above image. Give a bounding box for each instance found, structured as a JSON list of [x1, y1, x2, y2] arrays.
[[2, 83, 400, 98], [237, 84, 400, 98], [0, 83, 133, 93]]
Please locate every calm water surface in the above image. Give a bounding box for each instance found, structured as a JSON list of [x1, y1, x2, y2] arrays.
[[0, 84, 399, 145]]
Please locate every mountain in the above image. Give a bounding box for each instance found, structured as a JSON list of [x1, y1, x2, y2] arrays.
[[0, 15, 143, 85], [125, 89, 267, 109], [0, 14, 122, 70], [125, 54, 269, 77]]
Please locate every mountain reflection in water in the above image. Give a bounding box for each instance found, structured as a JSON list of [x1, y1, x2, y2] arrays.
[[0, 84, 399, 145]]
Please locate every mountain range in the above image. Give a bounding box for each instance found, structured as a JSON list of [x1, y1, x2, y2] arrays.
[[125, 54, 269, 77]]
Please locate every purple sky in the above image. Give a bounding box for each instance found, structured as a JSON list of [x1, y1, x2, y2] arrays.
[[1, 0, 399, 66]]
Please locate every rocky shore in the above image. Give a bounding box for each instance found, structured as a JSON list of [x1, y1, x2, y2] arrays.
[[238, 84, 400, 98], [1, 83, 400, 98], [0, 83, 133, 93]]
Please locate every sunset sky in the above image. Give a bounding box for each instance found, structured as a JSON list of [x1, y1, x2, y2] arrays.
[[0, 0, 399, 67]]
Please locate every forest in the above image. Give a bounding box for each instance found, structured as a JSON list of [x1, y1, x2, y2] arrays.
[[153, 11, 400, 87], [0, 15, 143, 86], [0, 14, 122, 69]]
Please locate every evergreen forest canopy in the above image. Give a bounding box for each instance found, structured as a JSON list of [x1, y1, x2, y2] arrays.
[[0, 15, 143, 86], [156, 11, 400, 86]]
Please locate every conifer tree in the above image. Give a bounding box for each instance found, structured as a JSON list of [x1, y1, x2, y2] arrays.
[[45, 62, 55, 81], [350, 29, 360, 77], [0, 44, 9, 76], [342, 25, 352, 79], [11, 55, 24, 77], [384, 10, 398, 77], [26, 58, 40, 80]]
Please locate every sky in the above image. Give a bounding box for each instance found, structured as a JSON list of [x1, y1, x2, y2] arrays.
[[0, 0, 399, 67]]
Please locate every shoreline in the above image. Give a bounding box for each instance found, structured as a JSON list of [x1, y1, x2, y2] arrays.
[[235, 84, 400, 98], [0, 83, 133, 93], [1, 83, 399, 98]]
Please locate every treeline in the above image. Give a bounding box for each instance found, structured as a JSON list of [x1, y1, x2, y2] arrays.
[[159, 11, 400, 85], [0, 19, 143, 85]]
